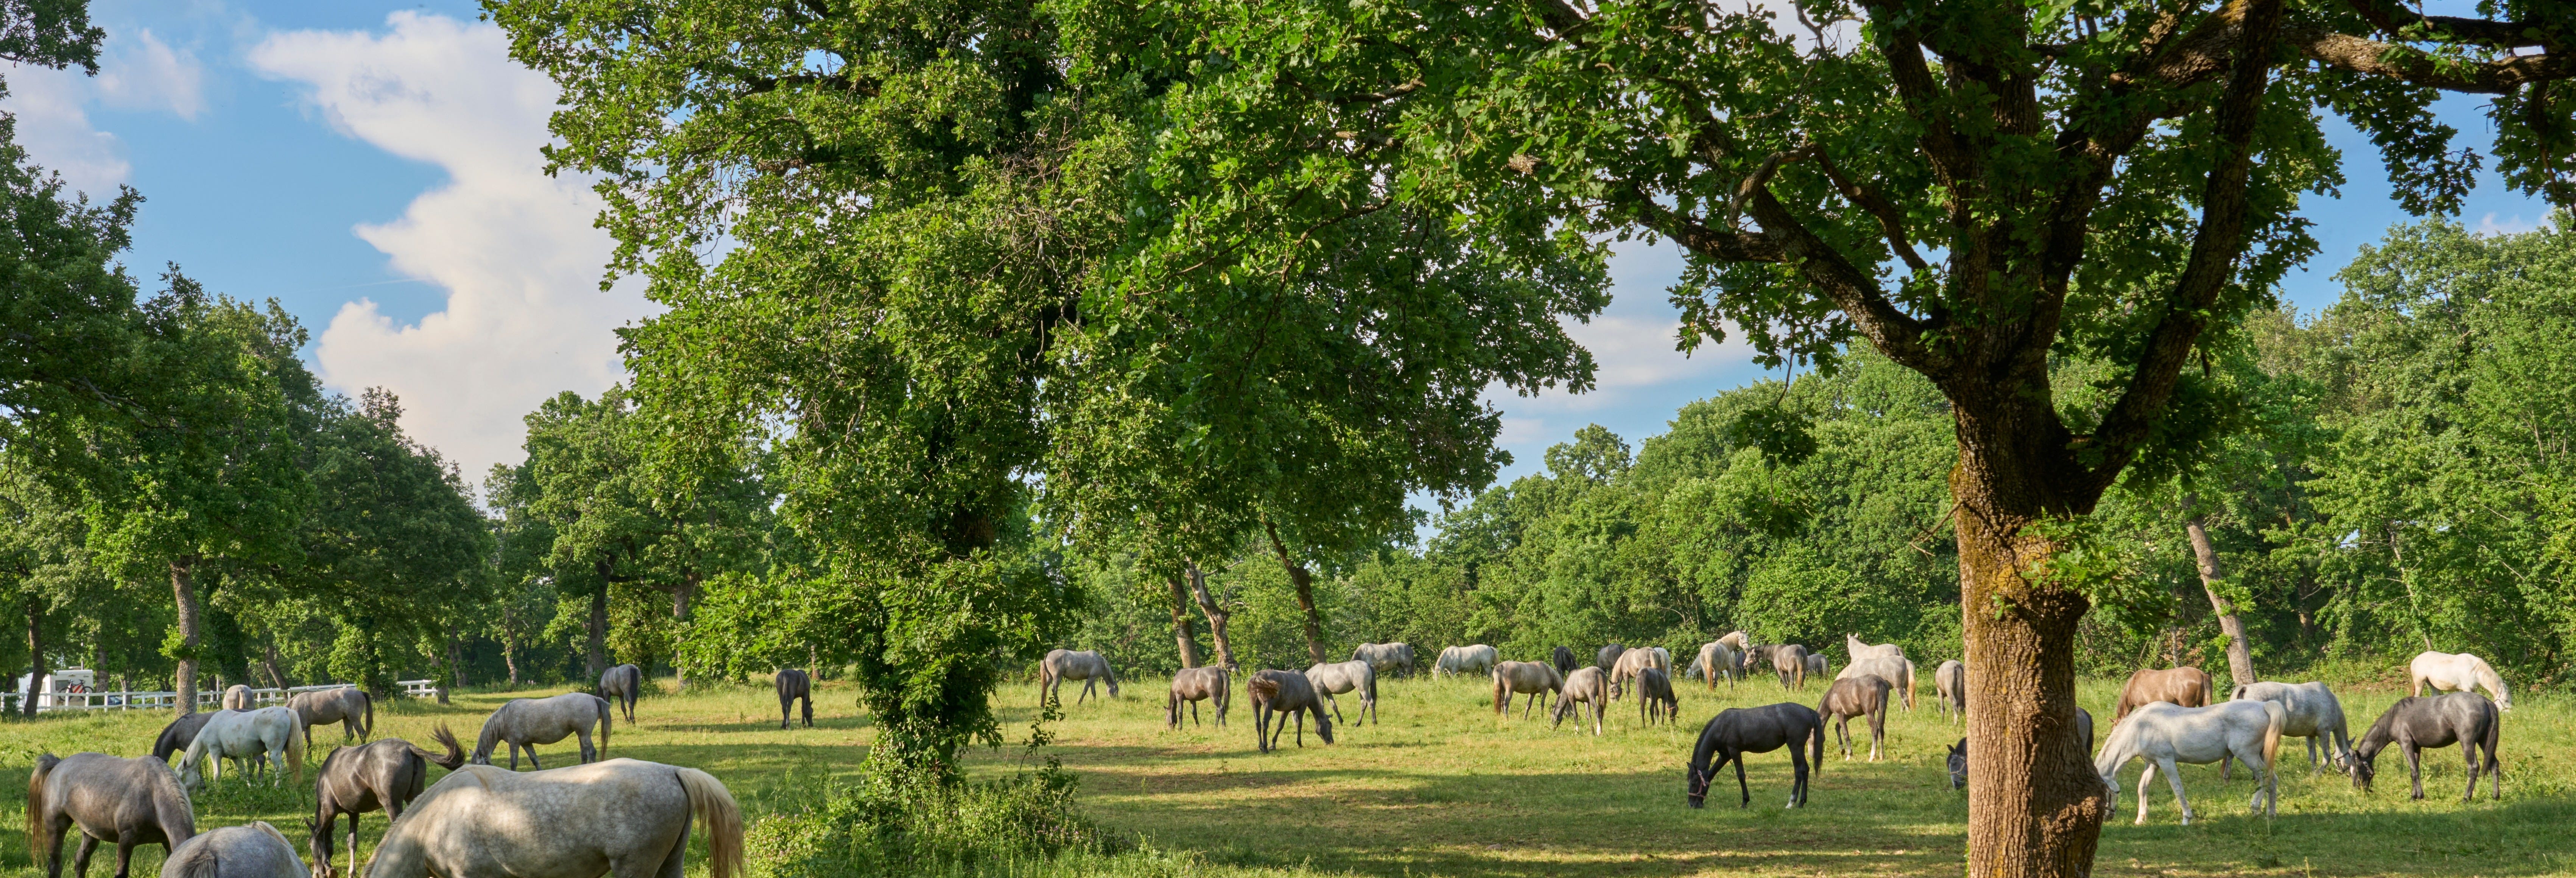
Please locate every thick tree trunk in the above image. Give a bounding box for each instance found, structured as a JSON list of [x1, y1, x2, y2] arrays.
[[1185, 561, 1236, 668], [1953, 442, 2107, 877], [171, 557, 202, 715], [1263, 522, 1328, 666], [502, 633, 522, 689], [22, 592, 44, 718], [261, 640, 289, 689], [2184, 501, 2257, 687], [447, 634, 469, 689], [1167, 572, 1201, 669]]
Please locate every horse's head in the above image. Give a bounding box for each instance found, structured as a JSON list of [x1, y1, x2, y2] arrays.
[[1946, 739, 1967, 790], [1685, 764, 1710, 808], [2347, 746, 2378, 792]]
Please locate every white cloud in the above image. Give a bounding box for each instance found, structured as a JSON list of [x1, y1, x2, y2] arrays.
[[97, 30, 205, 120], [252, 12, 654, 483], [2474, 212, 2544, 237]]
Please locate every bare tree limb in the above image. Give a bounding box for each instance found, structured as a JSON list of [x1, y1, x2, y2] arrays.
[[2291, 25, 2576, 93]]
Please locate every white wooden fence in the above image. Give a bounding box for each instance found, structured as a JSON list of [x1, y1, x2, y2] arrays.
[[0, 681, 433, 714]]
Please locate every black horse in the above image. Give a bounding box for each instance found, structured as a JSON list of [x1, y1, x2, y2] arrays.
[[1941, 707, 2092, 791], [150, 711, 216, 763], [1686, 703, 1825, 809], [776, 668, 814, 729], [1552, 646, 1577, 676], [2351, 691, 2501, 802], [1596, 643, 1627, 671]]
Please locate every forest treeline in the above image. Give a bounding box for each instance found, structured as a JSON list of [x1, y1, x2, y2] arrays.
[[1075, 219, 2576, 688]]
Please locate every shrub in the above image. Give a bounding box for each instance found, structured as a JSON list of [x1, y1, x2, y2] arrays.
[[748, 759, 1108, 877]]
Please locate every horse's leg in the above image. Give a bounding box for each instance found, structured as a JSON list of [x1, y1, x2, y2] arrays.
[[2462, 738, 2481, 803], [1730, 750, 1750, 808], [2131, 762, 2156, 824], [2404, 742, 2425, 800], [70, 832, 96, 878], [112, 832, 138, 878], [2158, 757, 2194, 825], [40, 817, 65, 878], [579, 727, 597, 763], [1790, 741, 1811, 808], [526, 742, 544, 771]]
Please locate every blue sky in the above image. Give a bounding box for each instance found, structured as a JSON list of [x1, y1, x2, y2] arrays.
[[12, 1, 2551, 497]]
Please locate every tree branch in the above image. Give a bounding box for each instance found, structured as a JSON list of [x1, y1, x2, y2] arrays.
[[1811, 149, 1930, 272], [2340, 0, 2569, 51], [2291, 25, 2576, 94]]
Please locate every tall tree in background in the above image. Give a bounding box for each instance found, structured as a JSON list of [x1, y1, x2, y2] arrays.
[[1134, 1, 2576, 872], [490, 389, 659, 680], [0, 0, 117, 466], [0, 452, 95, 715], [84, 279, 311, 713]]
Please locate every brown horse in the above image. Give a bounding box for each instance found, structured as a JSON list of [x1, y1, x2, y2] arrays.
[[2113, 667, 2215, 722], [1553, 666, 1611, 735], [1818, 675, 1892, 761], [1491, 661, 1563, 718]]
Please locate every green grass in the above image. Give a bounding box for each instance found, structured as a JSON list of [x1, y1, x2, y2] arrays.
[[0, 674, 2564, 876]]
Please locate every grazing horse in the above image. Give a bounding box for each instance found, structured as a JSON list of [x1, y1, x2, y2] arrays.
[[1038, 649, 1121, 705], [1167, 666, 1230, 729], [1433, 644, 1498, 679], [1248, 669, 1334, 752], [471, 693, 611, 769], [2409, 651, 2511, 711], [1685, 704, 1826, 809], [2112, 667, 2214, 721], [1803, 654, 1830, 683], [358, 759, 743, 878], [287, 687, 373, 749], [1634, 668, 1678, 726], [1765, 644, 1811, 690], [1595, 644, 1627, 672], [1551, 646, 1577, 676], [1552, 666, 1611, 736], [1933, 660, 1966, 721], [179, 708, 305, 789], [1818, 675, 1892, 761], [166, 822, 302, 878], [598, 664, 644, 724], [310, 727, 466, 878], [1837, 657, 1916, 710], [1695, 641, 1742, 691], [2222, 681, 2352, 778], [2350, 692, 2501, 802], [1845, 634, 1903, 662], [1350, 643, 1414, 678], [27, 752, 195, 878], [1608, 647, 1670, 699], [1946, 708, 2093, 791], [1304, 660, 1379, 725], [1491, 661, 1564, 718], [2095, 700, 2285, 825], [151, 712, 218, 764], [774, 669, 813, 729], [222, 685, 255, 712], [1716, 630, 1751, 653]]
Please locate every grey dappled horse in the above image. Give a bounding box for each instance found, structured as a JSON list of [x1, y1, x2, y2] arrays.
[[1248, 669, 1334, 752], [1634, 667, 1678, 726], [360, 759, 743, 878], [1305, 660, 1378, 725], [179, 708, 304, 789], [27, 752, 195, 878], [2350, 691, 2501, 802], [776, 669, 813, 729], [1694, 641, 1742, 691], [1837, 657, 1915, 710], [1039, 649, 1121, 706], [311, 725, 466, 878], [472, 692, 612, 769], [1350, 643, 1414, 678], [163, 822, 301, 878], [1434, 644, 1498, 679], [287, 687, 373, 749], [1686, 704, 1825, 809], [2222, 680, 2352, 779], [1168, 666, 1230, 729], [1595, 644, 1626, 672], [221, 685, 254, 712], [151, 712, 216, 764], [1552, 666, 1611, 736], [599, 663, 645, 724], [1933, 660, 1965, 722]]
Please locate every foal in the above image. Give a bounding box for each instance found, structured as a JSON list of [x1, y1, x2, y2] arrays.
[[1553, 666, 1611, 736], [1168, 666, 1230, 729], [1685, 704, 1825, 809], [1817, 674, 1891, 761], [1634, 668, 1678, 726]]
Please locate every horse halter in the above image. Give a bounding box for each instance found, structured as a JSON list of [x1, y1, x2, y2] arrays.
[[1687, 764, 1713, 799]]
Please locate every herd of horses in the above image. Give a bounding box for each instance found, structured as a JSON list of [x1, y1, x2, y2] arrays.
[[26, 663, 746, 878], [1060, 635, 2517, 821]]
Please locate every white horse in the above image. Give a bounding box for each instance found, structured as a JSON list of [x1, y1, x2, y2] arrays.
[[2409, 651, 2510, 711], [1844, 634, 1903, 662], [1350, 643, 1414, 677], [1933, 660, 1965, 721], [359, 759, 743, 878], [2226, 681, 2354, 775], [1716, 630, 1751, 652], [178, 707, 305, 789], [1695, 641, 1743, 690], [2095, 700, 2285, 825], [1837, 657, 1916, 710], [1038, 649, 1120, 705], [1433, 644, 1498, 679], [1304, 660, 1379, 725]]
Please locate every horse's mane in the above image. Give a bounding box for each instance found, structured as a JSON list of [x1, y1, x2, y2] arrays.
[[1246, 673, 1282, 702]]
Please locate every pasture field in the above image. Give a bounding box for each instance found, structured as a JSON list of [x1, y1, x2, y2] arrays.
[[0, 673, 2564, 877]]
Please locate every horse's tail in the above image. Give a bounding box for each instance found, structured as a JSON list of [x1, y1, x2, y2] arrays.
[[26, 752, 57, 857], [674, 767, 744, 878], [1808, 712, 1827, 777], [596, 694, 614, 757], [2260, 701, 2285, 771], [1363, 666, 1378, 705], [1491, 669, 1505, 714], [413, 723, 467, 771], [287, 715, 307, 785], [362, 690, 377, 739]]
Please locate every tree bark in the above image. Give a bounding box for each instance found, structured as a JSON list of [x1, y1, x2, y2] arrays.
[[1263, 522, 1328, 666], [447, 634, 470, 690], [22, 592, 44, 718], [2184, 500, 2257, 687], [1953, 444, 2107, 878], [171, 557, 202, 715], [1185, 561, 1236, 668], [261, 640, 289, 690], [671, 573, 698, 691], [1167, 571, 1201, 669]]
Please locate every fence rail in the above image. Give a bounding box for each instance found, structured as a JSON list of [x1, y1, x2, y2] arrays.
[[0, 682, 369, 714]]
